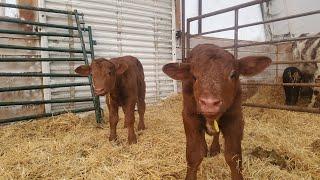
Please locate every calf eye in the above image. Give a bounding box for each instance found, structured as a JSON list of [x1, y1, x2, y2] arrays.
[[229, 70, 238, 79]]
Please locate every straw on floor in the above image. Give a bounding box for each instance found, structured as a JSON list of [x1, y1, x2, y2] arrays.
[[0, 92, 319, 179]]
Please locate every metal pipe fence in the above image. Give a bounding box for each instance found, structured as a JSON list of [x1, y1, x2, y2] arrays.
[[0, 57, 84, 62], [185, 0, 320, 113], [0, 3, 102, 124]]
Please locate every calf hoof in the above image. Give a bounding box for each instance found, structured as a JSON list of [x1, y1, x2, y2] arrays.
[[109, 134, 118, 142], [137, 123, 146, 131], [128, 134, 137, 144], [209, 145, 221, 157]]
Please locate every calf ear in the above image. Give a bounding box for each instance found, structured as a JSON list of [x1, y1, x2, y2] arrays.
[[238, 56, 272, 76], [115, 63, 128, 75], [162, 63, 192, 80], [75, 65, 90, 76]]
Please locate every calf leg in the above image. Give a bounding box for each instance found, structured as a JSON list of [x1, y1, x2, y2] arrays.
[[137, 98, 146, 131], [123, 100, 137, 144], [108, 101, 119, 141], [184, 115, 207, 180], [209, 132, 220, 157], [283, 86, 291, 105], [137, 81, 146, 131], [222, 120, 244, 180], [122, 107, 128, 128], [105, 94, 110, 112], [309, 88, 320, 107]]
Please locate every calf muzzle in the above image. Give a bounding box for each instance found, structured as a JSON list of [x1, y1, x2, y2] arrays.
[[198, 97, 222, 115]]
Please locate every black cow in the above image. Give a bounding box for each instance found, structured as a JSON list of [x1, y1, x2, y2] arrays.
[[282, 67, 302, 105]]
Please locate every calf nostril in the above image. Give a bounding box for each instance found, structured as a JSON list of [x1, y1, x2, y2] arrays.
[[199, 98, 207, 105], [213, 100, 222, 106], [199, 97, 222, 107]]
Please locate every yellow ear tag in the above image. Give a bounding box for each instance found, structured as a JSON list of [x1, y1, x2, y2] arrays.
[[212, 120, 220, 133]]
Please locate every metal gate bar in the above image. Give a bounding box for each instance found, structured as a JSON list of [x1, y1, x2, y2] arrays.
[[0, 29, 79, 37], [0, 73, 85, 77], [0, 17, 88, 31], [0, 98, 93, 106], [0, 44, 90, 53], [0, 83, 90, 92], [243, 103, 320, 113], [0, 3, 102, 124], [2, 107, 96, 124], [0, 2, 81, 15], [222, 35, 320, 49], [0, 57, 84, 62], [184, 0, 320, 113], [242, 83, 320, 87]]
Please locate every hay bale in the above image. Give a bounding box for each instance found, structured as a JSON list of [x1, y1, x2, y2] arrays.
[[245, 85, 285, 105], [0, 94, 319, 179]]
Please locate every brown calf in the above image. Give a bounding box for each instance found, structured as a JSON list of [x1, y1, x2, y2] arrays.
[[163, 44, 271, 180], [75, 56, 146, 144]]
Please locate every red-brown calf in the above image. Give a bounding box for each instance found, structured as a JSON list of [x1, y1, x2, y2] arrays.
[[163, 44, 271, 180], [75, 56, 146, 144]]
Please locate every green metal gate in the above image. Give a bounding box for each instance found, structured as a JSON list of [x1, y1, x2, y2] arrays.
[[0, 3, 102, 124]]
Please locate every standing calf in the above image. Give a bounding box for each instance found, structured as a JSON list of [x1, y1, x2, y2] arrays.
[[163, 44, 271, 180], [282, 67, 302, 105], [75, 56, 146, 144]]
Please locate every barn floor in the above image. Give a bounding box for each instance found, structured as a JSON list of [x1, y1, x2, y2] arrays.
[[1, 90, 320, 179]]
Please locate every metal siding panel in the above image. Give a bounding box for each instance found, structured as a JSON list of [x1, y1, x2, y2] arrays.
[[45, 0, 175, 111]]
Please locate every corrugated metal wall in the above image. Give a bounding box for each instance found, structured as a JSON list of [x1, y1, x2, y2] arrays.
[[42, 0, 176, 112]]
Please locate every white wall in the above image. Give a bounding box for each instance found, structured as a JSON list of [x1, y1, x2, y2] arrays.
[[263, 0, 320, 38], [185, 0, 266, 41]]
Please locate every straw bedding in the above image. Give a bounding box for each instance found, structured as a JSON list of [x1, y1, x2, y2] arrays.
[[1, 92, 320, 179]]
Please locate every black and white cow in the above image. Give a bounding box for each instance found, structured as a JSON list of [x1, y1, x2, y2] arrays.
[[282, 67, 302, 105], [292, 33, 320, 107]]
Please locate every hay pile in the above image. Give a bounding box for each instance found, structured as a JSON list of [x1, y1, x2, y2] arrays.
[[1, 94, 320, 179], [245, 85, 311, 106]]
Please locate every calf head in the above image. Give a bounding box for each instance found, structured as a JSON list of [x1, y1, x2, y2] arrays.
[[75, 58, 128, 96], [163, 45, 271, 135]]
